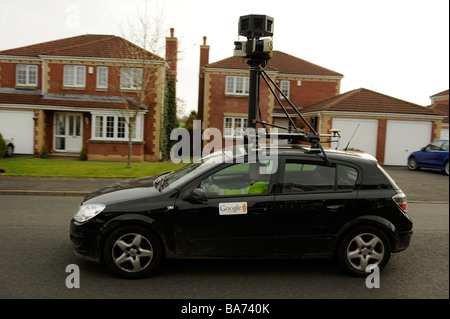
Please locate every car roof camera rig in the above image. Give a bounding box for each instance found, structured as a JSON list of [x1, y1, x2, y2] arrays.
[[235, 14, 340, 166]]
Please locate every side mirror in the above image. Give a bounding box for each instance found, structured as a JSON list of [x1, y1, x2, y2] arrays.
[[188, 188, 207, 203]]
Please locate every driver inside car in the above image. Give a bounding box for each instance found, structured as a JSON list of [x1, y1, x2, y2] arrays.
[[206, 162, 270, 195]]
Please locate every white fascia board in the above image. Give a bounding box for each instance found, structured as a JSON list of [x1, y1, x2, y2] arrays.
[[0, 103, 147, 115], [302, 110, 445, 120], [0, 55, 41, 61], [39, 55, 167, 67], [203, 67, 250, 74], [276, 73, 343, 80], [203, 67, 279, 76]]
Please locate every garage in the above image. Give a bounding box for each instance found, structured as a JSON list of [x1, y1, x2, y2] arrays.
[[0, 110, 34, 154], [331, 118, 378, 157], [384, 120, 432, 166]]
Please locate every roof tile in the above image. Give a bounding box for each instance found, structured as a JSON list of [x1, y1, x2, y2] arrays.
[[302, 88, 445, 116], [205, 51, 342, 77], [0, 35, 162, 60]]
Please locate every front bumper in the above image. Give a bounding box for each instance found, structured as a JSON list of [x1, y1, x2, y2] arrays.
[[70, 219, 102, 263]]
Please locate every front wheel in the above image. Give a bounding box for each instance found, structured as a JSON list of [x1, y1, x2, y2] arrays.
[[103, 225, 163, 279], [5, 144, 13, 157], [338, 226, 391, 277], [445, 161, 449, 176], [407, 156, 419, 171]]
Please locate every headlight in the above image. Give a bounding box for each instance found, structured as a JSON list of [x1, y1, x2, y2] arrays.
[[74, 204, 106, 222]]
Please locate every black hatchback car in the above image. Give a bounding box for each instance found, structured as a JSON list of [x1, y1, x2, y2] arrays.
[[70, 146, 413, 278]]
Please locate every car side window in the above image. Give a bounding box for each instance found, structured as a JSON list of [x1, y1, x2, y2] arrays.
[[281, 161, 358, 193], [281, 162, 335, 192], [200, 162, 272, 197], [441, 141, 449, 151], [337, 165, 358, 190], [427, 140, 443, 151]]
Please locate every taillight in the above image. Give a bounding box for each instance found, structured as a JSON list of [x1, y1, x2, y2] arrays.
[[393, 192, 407, 212]]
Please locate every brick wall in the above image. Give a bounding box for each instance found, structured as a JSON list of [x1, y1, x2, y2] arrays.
[[87, 141, 145, 162]]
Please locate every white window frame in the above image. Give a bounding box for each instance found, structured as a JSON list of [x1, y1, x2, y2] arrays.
[[280, 80, 290, 99], [225, 76, 249, 95], [63, 65, 86, 88], [96, 66, 108, 89], [16, 64, 38, 87], [120, 67, 143, 90], [223, 117, 248, 138], [91, 114, 143, 141]]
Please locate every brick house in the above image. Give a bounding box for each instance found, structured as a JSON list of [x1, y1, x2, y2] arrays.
[[301, 88, 446, 165], [0, 30, 178, 161], [197, 37, 343, 142], [429, 89, 449, 139]]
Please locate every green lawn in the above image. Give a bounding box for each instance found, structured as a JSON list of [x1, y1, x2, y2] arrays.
[[0, 157, 188, 178]]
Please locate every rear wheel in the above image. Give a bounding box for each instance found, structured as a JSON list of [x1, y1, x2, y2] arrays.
[[445, 161, 449, 176], [338, 226, 391, 276], [407, 156, 419, 171], [103, 225, 163, 279]]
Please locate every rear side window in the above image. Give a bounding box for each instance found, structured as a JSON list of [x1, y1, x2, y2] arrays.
[[281, 161, 357, 193], [337, 165, 358, 190]]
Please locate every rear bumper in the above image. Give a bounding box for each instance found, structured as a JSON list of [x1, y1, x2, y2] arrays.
[[394, 229, 413, 252]]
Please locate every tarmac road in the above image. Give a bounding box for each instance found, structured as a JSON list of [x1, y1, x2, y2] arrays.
[[0, 197, 447, 299], [0, 165, 448, 301]]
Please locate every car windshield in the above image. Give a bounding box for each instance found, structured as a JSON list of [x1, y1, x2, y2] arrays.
[[156, 150, 239, 191]]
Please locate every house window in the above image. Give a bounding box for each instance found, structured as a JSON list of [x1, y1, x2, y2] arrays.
[[96, 66, 108, 89], [224, 117, 248, 138], [63, 65, 86, 88], [120, 67, 143, 90], [16, 64, 38, 87], [92, 114, 143, 141], [225, 76, 249, 95], [280, 80, 290, 98]]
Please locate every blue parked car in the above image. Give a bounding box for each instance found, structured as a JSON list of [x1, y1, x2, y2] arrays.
[[407, 139, 449, 175]]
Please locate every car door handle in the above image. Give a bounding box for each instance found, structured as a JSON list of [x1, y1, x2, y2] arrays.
[[325, 204, 345, 212], [251, 207, 268, 214]]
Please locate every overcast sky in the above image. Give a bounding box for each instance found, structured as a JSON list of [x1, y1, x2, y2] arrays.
[[1, 0, 448, 115]]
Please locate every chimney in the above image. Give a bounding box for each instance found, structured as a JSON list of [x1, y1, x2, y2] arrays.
[[197, 36, 210, 123], [165, 27, 178, 81]]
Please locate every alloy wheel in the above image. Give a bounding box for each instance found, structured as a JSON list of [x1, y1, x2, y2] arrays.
[[346, 233, 385, 271], [112, 233, 154, 273]]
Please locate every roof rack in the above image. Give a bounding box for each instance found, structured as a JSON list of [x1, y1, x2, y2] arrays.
[[236, 14, 341, 166], [243, 64, 342, 166]]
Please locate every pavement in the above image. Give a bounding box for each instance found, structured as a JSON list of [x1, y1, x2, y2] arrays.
[[0, 166, 448, 203], [0, 176, 125, 196]]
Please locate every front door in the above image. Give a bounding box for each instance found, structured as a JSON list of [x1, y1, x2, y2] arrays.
[[55, 113, 83, 152], [172, 162, 276, 257]]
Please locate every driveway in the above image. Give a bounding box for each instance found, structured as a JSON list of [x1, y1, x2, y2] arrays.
[[383, 166, 449, 203]]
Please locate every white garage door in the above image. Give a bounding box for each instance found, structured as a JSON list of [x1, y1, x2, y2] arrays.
[[441, 128, 449, 140], [332, 118, 378, 157], [0, 110, 34, 154], [384, 120, 432, 166]]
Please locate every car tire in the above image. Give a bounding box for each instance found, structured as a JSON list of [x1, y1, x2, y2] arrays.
[[445, 161, 449, 176], [5, 144, 13, 157], [103, 225, 163, 279], [407, 156, 419, 171], [338, 226, 391, 277]]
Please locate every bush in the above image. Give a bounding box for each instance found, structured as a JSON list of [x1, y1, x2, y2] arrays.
[[41, 144, 48, 159], [0, 133, 7, 158], [80, 145, 87, 161]]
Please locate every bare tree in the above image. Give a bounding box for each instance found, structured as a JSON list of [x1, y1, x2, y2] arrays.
[[112, 1, 168, 168]]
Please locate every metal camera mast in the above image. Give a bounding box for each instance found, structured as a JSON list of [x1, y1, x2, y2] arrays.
[[234, 15, 338, 164]]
